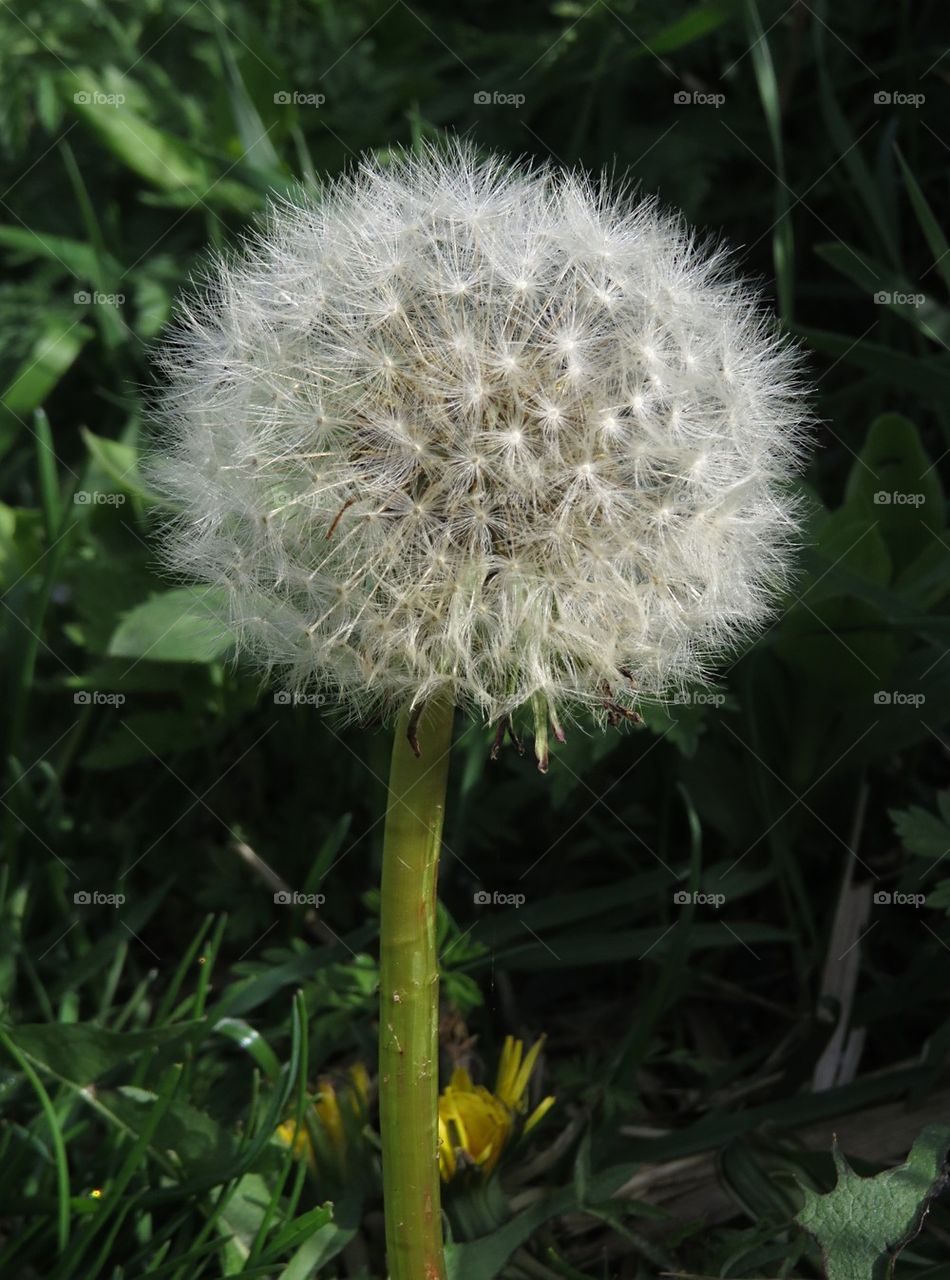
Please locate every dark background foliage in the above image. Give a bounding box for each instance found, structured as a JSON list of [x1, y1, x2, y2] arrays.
[[1, 1, 949, 1276]]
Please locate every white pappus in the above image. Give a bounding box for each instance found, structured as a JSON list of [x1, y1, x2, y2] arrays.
[[147, 140, 811, 763]]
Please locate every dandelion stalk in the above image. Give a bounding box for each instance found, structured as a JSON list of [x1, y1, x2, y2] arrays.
[[379, 696, 454, 1280]]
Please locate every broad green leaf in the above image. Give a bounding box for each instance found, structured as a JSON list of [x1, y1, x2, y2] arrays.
[[217, 1172, 274, 1270], [796, 1125, 950, 1279], [97, 1086, 238, 1175], [844, 414, 945, 569], [774, 596, 901, 695], [108, 587, 234, 663], [82, 428, 166, 505], [280, 1224, 356, 1278], [2, 1021, 204, 1086], [265, 1205, 336, 1254], [806, 511, 892, 593]]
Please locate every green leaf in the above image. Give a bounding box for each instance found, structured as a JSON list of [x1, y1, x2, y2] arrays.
[[80, 711, 226, 770], [445, 1164, 663, 1280], [795, 1125, 950, 1279], [212, 1018, 281, 1080], [844, 414, 945, 569], [108, 587, 234, 664], [82, 429, 166, 505], [0, 317, 92, 459], [64, 71, 258, 211], [2, 1021, 204, 1086], [795, 328, 950, 402], [646, 0, 740, 55], [895, 146, 950, 296], [0, 226, 121, 280], [278, 1220, 356, 1279], [97, 1086, 238, 1176], [815, 243, 950, 346], [890, 803, 950, 862]]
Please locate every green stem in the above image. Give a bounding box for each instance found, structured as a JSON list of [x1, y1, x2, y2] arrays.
[[379, 696, 454, 1280]]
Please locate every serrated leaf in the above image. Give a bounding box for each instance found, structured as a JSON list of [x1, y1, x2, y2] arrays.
[[890, 804, 950, 861], [796, 1126, 950, 1280], [2, 1021, 204, 1086]]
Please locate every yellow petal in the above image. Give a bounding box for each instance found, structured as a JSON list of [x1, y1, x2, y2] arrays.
[[510, 1035, 546, 1110], [523, 1094, 556, 1135], [347, 1062, 370, 1112], [449, 1065, 476, 1092], [314, 1080, 345, 1153], [494, 1035, 521, 1106]]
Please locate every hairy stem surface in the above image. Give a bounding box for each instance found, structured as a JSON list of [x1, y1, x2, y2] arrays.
[[379, 696, 454, 1280]]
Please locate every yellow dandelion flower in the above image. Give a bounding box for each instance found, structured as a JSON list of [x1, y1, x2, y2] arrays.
[[276, 1062, 369, 1173], [438, 1037, 554, 1182]]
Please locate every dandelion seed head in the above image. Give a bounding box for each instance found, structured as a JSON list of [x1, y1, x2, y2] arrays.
[[148, 141, 811, 727]]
